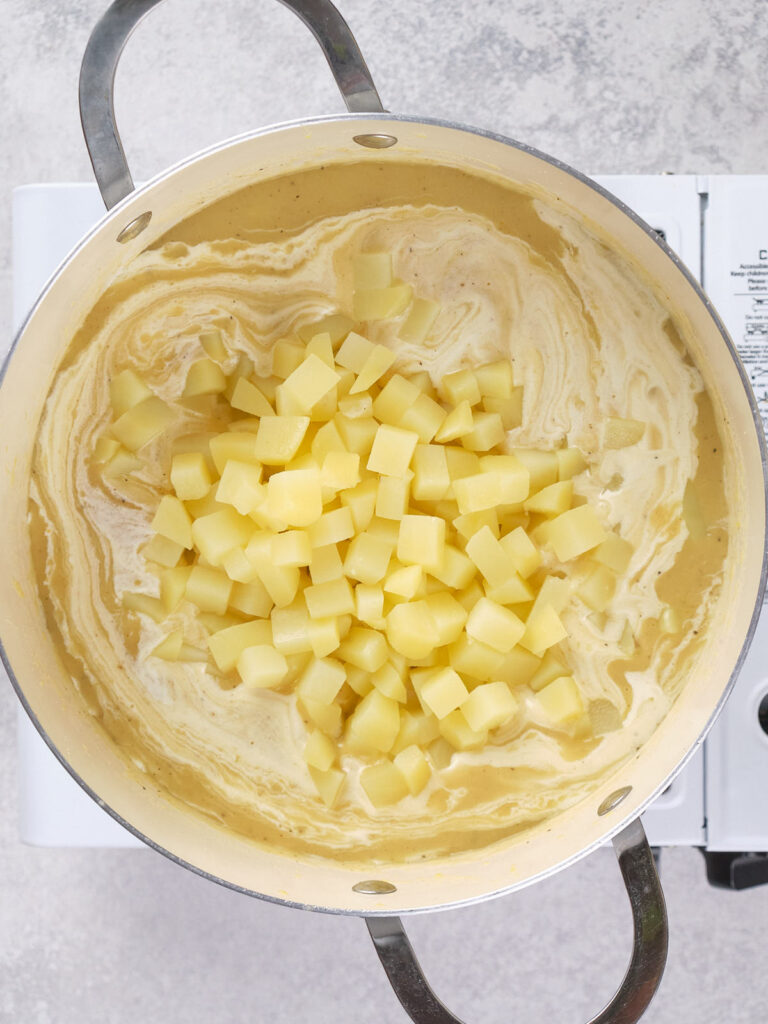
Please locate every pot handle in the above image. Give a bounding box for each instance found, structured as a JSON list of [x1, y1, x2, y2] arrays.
[[366, 817, 668, 1024], [79, 0, 384, 210]]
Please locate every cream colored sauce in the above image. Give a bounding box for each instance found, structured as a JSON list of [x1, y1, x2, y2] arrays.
[[30, 162, 729, 862]]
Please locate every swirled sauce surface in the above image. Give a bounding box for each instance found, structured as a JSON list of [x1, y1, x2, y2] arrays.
[[30, 161, 728, 861]]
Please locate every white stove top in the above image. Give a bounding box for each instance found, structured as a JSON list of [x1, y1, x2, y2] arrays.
[[11, 177, 768, 852]]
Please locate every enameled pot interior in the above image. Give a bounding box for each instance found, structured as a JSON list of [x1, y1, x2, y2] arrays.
[[1, 115, 765, 915]]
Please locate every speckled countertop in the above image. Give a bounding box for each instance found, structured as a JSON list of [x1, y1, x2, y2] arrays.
[[2, 2, 768, 1022]]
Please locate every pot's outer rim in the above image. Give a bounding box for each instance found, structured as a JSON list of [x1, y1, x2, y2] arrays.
[[3, 111, 767, 916]]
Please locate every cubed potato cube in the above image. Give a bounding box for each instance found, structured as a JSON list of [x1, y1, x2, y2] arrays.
[[423, 591, 468, 646], [604, 417, 646, 449], [452, 471, 502, 516], [208, 620, 272, 672], [183, 358, 227, 398], [331, 415, 377, 460], [497, 645, 541, 687], [271, 338, 304, 379], [338, 392, 373, 419], [484, 571, 534, 606], [427, 737, 454, 768], [281, 353, 340, 414], [160, 566, 192, 613], [418, 667, 469, 719], [304, 577, 355, 619], [216, 460, 265, 515], [270, 530, 312, 567], [499, 527, 541, 578], [237, 644, 289, 689], [527, 649, 568, 692], [455, 580, 485, 613], [577, 565, 616, 612], [520, 605, 568, 655], [174, 641, 208, 663], [185, 566, 233, 614], [229, 578, 273, 618], [547, 505, 607, 562], [438, 709, 487, 751], [307, 507, 355, 549], [353, 284, 412, 321], [475, 360, 514, 399], [393, 745, 432, 796], [659, 606, 680, 634], [93, 436, 121, 464], [221, 546, 261, 584], [353, 252, 393, 290], [367, 423, 419, 477], [372, 374, 420, 424], [152, 495, 193, 549], [271, 602, 313, 655], [338, 626, 389, 672], [397, 515, 445, 571], [199, 327, 227, 362], [191, 507, 254, 565], [300, 696, 343, 738], [454, 508, 500, 542], [412, 444, 451, 501], [308, 544, 344, 584], [400, 393, 447, 443], [307, 765, 345, 807], [372, 662, 408, 703], [557, 447, 588, 480], [384, 564, 423, 600], [142, 533, 184, 568], [346, 690, 401, 754], [448, 634, 505, 680], [110, 368, 152, 417], [386, 600, 439, 659], [592, 533, 633, 574], [350, 344, 395, 394], [209, 432, 260, 474], [483, 389, 524, 430], [343, 531, 393, 585], [434, 400, 474, 442], [230, 377, 274, 417], [267, 468, 322, 527], [307, 616, 341, 658], [464, 526, 518, 588], [445, 447, 482, 481], [375, 472, 412, 521], [310, 420, 346, 461], [524, 480, 573, 516], [151, 630, 184, 661], [297, 313, 354, 346], [335, 331, 375, 373], [461, 412, 505, 451], [531, 576, 573, 616], [304, 729, 337, 771], [462, 681, 518, 732], [170, 452, 212, 501], [122, 591, 165, 622], [440, 369, 481, 407], [321, 451, 360, 492], [104, 448, 143, 479], [430, 544, 476, 590], [511, 448, 558, 493], [253, 415, 310, 465], [398, 297, 440, 344], [536, 675, 584, 724], [466, 597, 525, 653], [392, 711, 440, 756], [111, 396, 175, 451], [478, 454, 530, 503], [297, 656, 346, 704], [360, 761, 409, 807]]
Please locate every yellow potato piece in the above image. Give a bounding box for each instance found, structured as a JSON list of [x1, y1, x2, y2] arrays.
[[371, 662, 408, 703], [267, 468, 322, 527], [208, 620, 272, 672], [482, 389, 524, 430], [384, 564, 423, 600], [271, 530, 312, 567], [191, 507, 254, 565], [367, 423, 420, 477], [110, 369, 152, 417], [142, 533, 184, 568], [151, 630, 184, 662], [577, 565, 616, 613], [438, 709, 487, 751], [321, 450, 360, 492], [111, 396, 175, 451], [353, 284, 412, 321], [338, 626, 389, 673], [308, 507, 355, 548], [398, 297, 440, 344], [462, 681, 518, 732], [230, 376, 274, 417], [308, 544, 344, 584], [604, 417, 646, 449], [465, 597, 525, 653], [537, 675, 584, 724], [304, 729, 337, 771], [547, 505, 607, 562], [434, 400, 474, 442], [199, 328, 228, 362], [183, 358, 227, 398], [475, 360, 514, 400], [346, 690, 401, 754], [152, 495, 193, 549], [524, 480, 573, 516], [353, 252, 393, 290], [185, 566, 233, 615], [297, 313, 354, 345], [460, 411, 505, 451], [229, 579, 273, 618], [308, 765, 345, 807], [557, 447, 587, 480], [350, 344, 395, 394], [216, 460, 264, 516], [499, 527, 541, 579], [418, 667, 469, 720], [253, 415, 310, 465], [297, 657, 346, 704], [160, 566, 192, 613], [344, 531, 394, 585], [440, 369, 481, 407], [122, 592, 165, 623], [307, 616, 341, 658], [171, 452, 212, 501], [237, 645, 289, 689], [397, 514, 446, 572], [449, 634, 505, 681], [281, 353, 340, 413], [386, 600, 439, 659], [360, 761, 410, 807], [209, 431, 260, 473], [520, 604, 568, 655], [304, 577, 355, 619], [373, 374, 421, 424], [393, 745, 432, 796]]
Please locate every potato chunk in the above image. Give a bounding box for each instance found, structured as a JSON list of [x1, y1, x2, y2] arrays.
[[465, 597, 525, 653], [367, 424, 419, 477], [237, 645, 289, 689], [360, 761, 410, 807], [346, 690, 401, 754], [462, 681, 518, 732], [393, 745, 431, 796], [253, 416, 310, 465]]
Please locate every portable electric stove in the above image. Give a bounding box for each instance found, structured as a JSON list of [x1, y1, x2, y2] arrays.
[[11, 176, 768, 885]]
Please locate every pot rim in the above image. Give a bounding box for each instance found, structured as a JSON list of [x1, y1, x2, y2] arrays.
[[3, 110, 767, 916]]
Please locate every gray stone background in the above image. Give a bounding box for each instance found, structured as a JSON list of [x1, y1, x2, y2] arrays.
[[2, 1, 768, 1021]]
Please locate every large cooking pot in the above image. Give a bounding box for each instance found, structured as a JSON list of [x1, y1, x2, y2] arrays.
[[2, 1, 766, 1020]]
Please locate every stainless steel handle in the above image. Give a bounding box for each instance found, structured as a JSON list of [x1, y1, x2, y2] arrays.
[[79, 0, 384, 210], [367, 818, 668, 1024]]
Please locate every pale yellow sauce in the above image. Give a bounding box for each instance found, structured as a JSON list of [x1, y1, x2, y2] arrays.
[[29, 161, 728, 862]]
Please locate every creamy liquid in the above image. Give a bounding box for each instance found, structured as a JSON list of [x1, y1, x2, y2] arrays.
[[29, 161, 729, 862]]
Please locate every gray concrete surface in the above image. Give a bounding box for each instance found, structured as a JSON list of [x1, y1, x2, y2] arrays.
[[2, 1, 768, 1021]]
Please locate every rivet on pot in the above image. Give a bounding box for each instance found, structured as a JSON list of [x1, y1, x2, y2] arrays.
[[597, 785, 632, 816], [352, 879, 397, 895], [117, 211, 152, 244], [352, 133, 398, 150]]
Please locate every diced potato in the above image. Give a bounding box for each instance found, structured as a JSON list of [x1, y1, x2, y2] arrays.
[[465, 597, 525, 653], [271, 338, 304, 379], [355, 583, 385, 626], [557, 447, 587, 480], [683, 481, 706, 541], [429, 545, 475, 591], [398, 297, 440, 344], [384, 564, 423, 600], [304, 729, 337, 771], [229, 579, 273, 618], [93, 436, 122, 464], [438, 709, 487, 751], [604, 417, 646, 449], [537, 675, 584, 724], [547, 505, 607, 562], [484, 571, 534, 606], [267, 468, 322, 527], [411, 445, 450, 501], [592, 533, 633, 574], [400, 393, 447, 444], [208, 620, 272, 672], [122, 591, 165, 622], [209, 432, 261, 473], [499, 527, 541, 579], [449, 634, 505, 680], [478, 455, 530, 503], [306, 508, 354, 549], [367, 424, 419, 477], [271, 602, 313, 655], [344, 531, 393, 584], [367, 518, 400, 546], [191, 507, 254, 565], [338, 392, 373, 419], [301, 697, 343, 738], [520, 604, 568, 655], [465, 526, 517, 588], [185, 566, 233, 614], [151, 630, 184, 661], [297, 313, 354, 346], [455, 580, 485, 613], [152, 495, 193, 549], [334, 413, 378, 456], [224, 353, 256, 401], [253, 416, 310, 465], [221, 546, 261, 584], [418, 667, 469, 719], [308, 765, 345, 806], [346, 690, 401, 754], [199, 328, 227, 362], [453, 471, 502, 515], [353, 283, 412, 321], [372, 662, 408, 703], [252, 563, 301, 610], [304, 332, 334, 367], [111, 396, 175, 451], [497, 645, 541, 686], [321, 451, 360, 492], [475, 360, 513, 399], [462, 681, 518, 732], [110, 368, 152, 417], [160, 566, 192, 613], [434, 400, 474, 442], [440, 369, 481, 407], [360, 761, 410, 807], [524, 480, 574, 516], [271, 530, 312, 567], [353, 252, 393, 290], [307, 616, 341, 658], [461, 411, 505, 451], [659, 605, 680, 634], [142, 533, 184, 568], [171, 452, 212, 501], [216, 460, 264, 515], [308, 544, 344, 584], [230, 377, 274, 417], [423, 591, 468, 646], [483, 389, 524, 430], [386, 600, 439, 659], [281, 354, 340, 414], [375, 473, 412, 521], [183, 358, 227, 398], [392, 711, 440, 756], [310, 420, 346, 461], [397, 515, 445, 572], [335, 331, 375, 373], [350, 344, 395, 394], [445, 447, 482, 481], [393, 745, 431, 796], [428, 736, 454, 768], [511, 448, 558, 493], [372, 374, 420, 424], [237, 644, 289, 689], [531, 576, 573, 616], [172, 639, 206, 662], [338, 626, 389, 672], [577, 565, 616, 612], [528, 649, 568, 692], [304, 577, 355, 619], [297, 657, 346, 704]]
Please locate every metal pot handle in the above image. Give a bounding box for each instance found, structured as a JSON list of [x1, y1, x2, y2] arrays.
[[367, 818, 668, 1024], [79, 0, 384, 210]]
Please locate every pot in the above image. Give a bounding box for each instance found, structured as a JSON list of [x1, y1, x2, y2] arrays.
[[1, 1, 766, 1021]]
